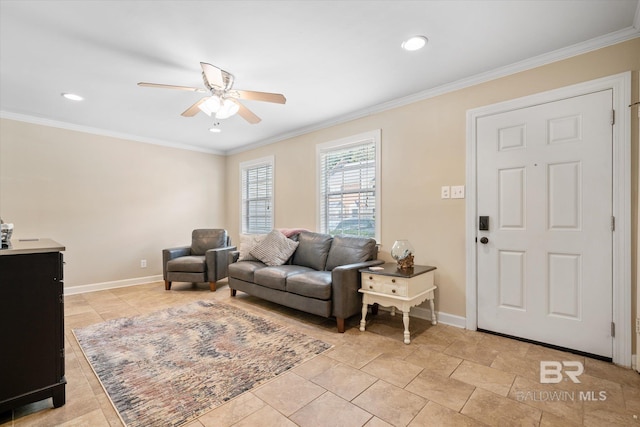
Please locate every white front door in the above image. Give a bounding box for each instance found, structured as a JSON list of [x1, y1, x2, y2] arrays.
[[476, 89, 613, 358]]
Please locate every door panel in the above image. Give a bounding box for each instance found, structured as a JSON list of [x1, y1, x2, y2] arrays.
[[477, 90, 613, 357], [498, 250, 526, 309], [499, 168, 526, 229]]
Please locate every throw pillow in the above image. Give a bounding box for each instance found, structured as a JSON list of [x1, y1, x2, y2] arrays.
[[237, 234, 267, 261], [250, 230, 299, 266], [278, 228, 310, 238]]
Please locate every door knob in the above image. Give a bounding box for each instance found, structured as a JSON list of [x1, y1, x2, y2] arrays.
[[480, 237, 489, 244]]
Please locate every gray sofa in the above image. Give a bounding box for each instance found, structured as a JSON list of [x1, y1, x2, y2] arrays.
[[228, 230, 384, 332]]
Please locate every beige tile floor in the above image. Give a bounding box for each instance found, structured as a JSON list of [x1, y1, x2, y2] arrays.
[[2, 280, 640, 426]]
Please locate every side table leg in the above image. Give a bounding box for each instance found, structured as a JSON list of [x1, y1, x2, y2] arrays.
[[402, 311, 411, 344], [360, 302, 368, 332], [429, 298, 437, 325]]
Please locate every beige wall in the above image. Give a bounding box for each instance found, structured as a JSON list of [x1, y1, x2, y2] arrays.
[[0, 119, 226, 288], [0, 39, 637, 318], [225, 38, 640, 319]]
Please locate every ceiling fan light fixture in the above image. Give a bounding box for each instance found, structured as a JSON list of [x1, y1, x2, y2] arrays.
[[198, 95, 221, 116], [401, 35, 428, 51], [215, 98, 240, 119]]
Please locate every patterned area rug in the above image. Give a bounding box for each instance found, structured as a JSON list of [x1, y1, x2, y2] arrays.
[[73, 300, 332, 427]]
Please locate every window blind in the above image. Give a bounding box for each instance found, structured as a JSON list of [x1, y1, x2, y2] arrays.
[[319, 139, 377, 238], [241, 158, 273, 234]]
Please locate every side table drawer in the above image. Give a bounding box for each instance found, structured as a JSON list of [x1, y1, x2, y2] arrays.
[[362, 274, 383, 293], [383, 281, 408, 297], [361, 273, 409, 297]]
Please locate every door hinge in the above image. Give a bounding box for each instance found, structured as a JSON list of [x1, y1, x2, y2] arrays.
[[611, 322, 615, 337], [611, 109, 615, 125], [611, 216, 615, 231]]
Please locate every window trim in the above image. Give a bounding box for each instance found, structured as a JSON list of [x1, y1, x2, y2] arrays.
[[316, 130, 381, 241], [239, 155, 274, 234]]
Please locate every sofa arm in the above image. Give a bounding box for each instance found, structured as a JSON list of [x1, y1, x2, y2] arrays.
[[228, 250, 240, 264], [205, 245, 237, 282], [162, 246, 191, 279], [331, 259, 385, 319]]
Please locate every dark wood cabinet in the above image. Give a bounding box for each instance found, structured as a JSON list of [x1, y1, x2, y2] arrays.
[[0, 240, 66, 412]]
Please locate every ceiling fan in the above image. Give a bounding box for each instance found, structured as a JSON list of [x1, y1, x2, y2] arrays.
[[138, 62, 286, 124]]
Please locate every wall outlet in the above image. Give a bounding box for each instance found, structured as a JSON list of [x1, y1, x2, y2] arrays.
[[451, 185, 465, 199], [140, 259, 147, 268], [441, 186, 450, 199]]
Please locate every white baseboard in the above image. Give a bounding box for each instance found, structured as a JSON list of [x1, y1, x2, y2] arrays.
[[378, 305, 467, 329], [65, 278, 470, 330], [64, 275, 163, 295]]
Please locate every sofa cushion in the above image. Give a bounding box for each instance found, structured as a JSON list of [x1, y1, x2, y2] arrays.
[[191, 229, 227, 255], [166, 255, 206, 272], [250, 230, 299, 266], [292, 231, 333, 271], [325, 235, 377, 271], [237, 233, 267, 261], [228, 260, 266, 282], [286, 271, 332, 300], [254, 265, 313, 291]]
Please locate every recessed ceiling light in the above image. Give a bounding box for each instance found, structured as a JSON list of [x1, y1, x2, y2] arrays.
[[61, 93, 84, 101], [401, 36, 428, 51]]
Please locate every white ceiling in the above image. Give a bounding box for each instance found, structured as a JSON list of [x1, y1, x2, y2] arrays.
[[1, 1, 639, 155]]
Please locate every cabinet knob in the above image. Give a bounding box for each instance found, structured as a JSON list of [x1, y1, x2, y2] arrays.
[[392, 289, 396, 293], [369, 276, 373, 280], [392, 279, 396, 283], [369, 285, 373, 289]]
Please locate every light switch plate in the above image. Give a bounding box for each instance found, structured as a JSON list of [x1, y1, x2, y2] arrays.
[[451, 185, 465, 199]]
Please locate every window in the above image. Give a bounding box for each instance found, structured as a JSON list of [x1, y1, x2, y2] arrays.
[[240, 156, 274, 234], [317, 130, 380, 240]]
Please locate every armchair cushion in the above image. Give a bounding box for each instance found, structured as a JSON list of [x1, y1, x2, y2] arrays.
[[167, 255, 206, 273], [250, 230, 299, 266], [191, 229, 228, 255]]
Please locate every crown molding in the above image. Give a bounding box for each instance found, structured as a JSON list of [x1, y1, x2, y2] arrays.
[[0, 111, 224, 155], [226, 23, 640, 156], [3, 17, 639, 158]]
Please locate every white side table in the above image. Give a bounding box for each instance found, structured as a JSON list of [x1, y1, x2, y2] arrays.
[[359, 263, 437, 344]]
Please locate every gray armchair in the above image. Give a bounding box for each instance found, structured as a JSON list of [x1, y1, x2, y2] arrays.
[[162, 229, 236, 291]]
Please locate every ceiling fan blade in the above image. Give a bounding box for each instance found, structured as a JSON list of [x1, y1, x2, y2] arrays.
[[234, 90, 286, 104], [200, 62, 227, 89], [137, 82, 206, 93], [236, 102, 262, 124], [181, 97, 209, 117]]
